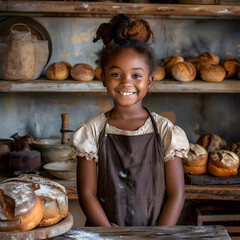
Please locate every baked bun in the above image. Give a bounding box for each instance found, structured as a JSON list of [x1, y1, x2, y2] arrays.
[[182, 143, 208, 175], [229, 142, 240, 158], [2, 174, 68, 228], [171, 62, 196, 82], [208, 150, 239, 177], [197, 134, 227, 153], [0, 182, 44, 232], [95, 65, 103, 81], [60, 61, 72, 71], [164, 56, 184, 75], [153, 63, 165, 81], [46, 62, 69, 80], [220, 57, 240, 78], [197, 52, 220, 65], [70, 63, 95, 81], [200, 64, 226, 82]]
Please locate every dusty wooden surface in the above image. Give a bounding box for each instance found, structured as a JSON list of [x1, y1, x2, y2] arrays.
[[0, 1, 240, 17], [49, 225, 231, 240], [0, 79, 240, 93]]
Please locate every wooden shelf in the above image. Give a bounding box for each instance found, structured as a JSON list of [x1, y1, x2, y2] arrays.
[[0, 79, 239, 93], [0, 1, 240, 18]]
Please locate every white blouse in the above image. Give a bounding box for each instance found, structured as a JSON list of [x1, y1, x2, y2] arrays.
[[69, 112, 190, 163]]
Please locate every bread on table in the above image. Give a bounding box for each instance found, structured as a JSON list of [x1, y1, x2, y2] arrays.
[[164, 56, 184, 75], [197, 52, 220, 65], [46, 62, 69, 80], [208, 150, 239, 177], [0, 174, 68, 231], [197, 134, 227, 153], [200, 64, 226, 82], [171, 62, 196, 82], [95, 65, 103, 81], [182, 143, 208, 175], [220, 57, 240, 78], [0, 182, 44, 232], [153, 62, 165, 81], [70, 63, 95, 81]]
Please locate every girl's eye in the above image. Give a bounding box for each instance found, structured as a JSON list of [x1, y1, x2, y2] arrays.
[[133, 74, 142, 79], [112, 73, 121, 78]]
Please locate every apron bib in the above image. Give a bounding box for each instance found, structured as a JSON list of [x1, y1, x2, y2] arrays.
[[97, 108, 166, 226]]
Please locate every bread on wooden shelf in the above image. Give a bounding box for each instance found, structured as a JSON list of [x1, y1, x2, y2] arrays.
[[220, 57, 240, 78], [46, 62, 69, 81], [200, 64, 226, 82], [153, 62, 165, 81], [95, 65, 103, 81], [70, 63, 95, 81], [164, 56, 184, 76], [182, 143, 208, 175], [208, 150, 239, 177], [197, 52, 220, 65], [171, 62, 196, 82]]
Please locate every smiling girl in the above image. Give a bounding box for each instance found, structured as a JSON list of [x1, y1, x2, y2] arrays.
[[70, 14, 189, 227]]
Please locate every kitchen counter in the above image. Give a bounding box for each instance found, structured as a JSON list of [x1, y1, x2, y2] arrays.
[[49, 225, 230, 240]]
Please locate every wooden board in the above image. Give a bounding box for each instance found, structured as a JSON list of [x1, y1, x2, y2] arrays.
[[185, 171, 240, 185], [0, 212, 73, 240]]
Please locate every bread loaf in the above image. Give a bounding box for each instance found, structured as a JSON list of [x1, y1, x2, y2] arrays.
[[46, 62, 69, 80], [197, 52, 220, 65], [200, 64, 226, 82], [182, 143, 208, 175], [197, 134, 227, 153], [208, 150, 239, 177], [153, 63, 165, 81], [164, 56, 184, 75], [171, 62, 196, 82], [95, 65, 103, 81], [70, 63, 95, 81], [229, 142, 240, 159], [60, 61, 72, 71], [0, 174, 68, 231], [0, 182, 43, 232], [220, 57, 240, 78]]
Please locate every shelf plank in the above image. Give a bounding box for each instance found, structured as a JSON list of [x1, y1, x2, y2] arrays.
[[0, 1, 240, 17], [0, 79, 239, 93]]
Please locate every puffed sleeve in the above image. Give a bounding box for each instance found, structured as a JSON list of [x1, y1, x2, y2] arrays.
[[69, 122, 99, 162], [163, 124, 190, 162]]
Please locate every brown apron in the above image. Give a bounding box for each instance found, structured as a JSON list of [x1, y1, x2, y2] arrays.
[[97, 108, 166, 226]]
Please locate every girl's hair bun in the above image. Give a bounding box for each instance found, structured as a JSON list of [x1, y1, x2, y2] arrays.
[[93, 14, 154, 46]]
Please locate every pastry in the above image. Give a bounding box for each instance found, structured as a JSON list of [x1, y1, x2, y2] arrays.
[[197, 52, 220, 65], [46, 62, 69, 80], [70, 63, 95, 81], [171, 62, 196, 82], [200, 64, 226, 82], [164, 56, 184, 75]]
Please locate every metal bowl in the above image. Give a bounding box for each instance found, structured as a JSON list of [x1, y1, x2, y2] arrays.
[[43, 159, 77, 180], [33, 138, 72, 163]]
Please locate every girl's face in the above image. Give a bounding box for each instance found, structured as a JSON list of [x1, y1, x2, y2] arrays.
[[102, 48, 153, 107]]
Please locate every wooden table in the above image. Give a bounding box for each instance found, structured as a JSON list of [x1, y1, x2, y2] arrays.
[[49, 225, 231, 240]]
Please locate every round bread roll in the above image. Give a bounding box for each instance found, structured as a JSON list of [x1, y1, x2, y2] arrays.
[[200, 64, 226, 82], [95, 65, 103, 81], [2, 174, 68, 228], [208, 150, 239, 177], [70, 63, 95, 81], [171, 62, 196, 82], [229, 142, 240, 159], [220, 57, 240, 78], [164, 56, 184, 75], [46, 62, 69, 80], [153, 64, 165, 81], [197, 134, 227, 153], [197, 52, 220, 65], [0, 182, 44, 232], [182, 143, 208, 175]]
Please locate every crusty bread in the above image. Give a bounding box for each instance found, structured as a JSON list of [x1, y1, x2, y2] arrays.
[[197, 134, 227, 153], [0, 182, 44, 232], [95, 65, 103, 81], [1, 174, 68, 229], [164, 56, 184, 75], [46, 62, 69, 80], [60, 61, 72, 71], [208, 150, 239, 177], [70, 63, 95, 81], [220, 57, 240, 78], [200, 64, 226, 82], [171, 62, 196, 82], [197, 52, 220, 65], [182, 143, 208, 175], [153, 63, 165, 81], [229, 142, 240, 159]]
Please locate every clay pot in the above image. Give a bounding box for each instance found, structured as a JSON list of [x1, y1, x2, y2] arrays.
[[0, 139, 14, 172]]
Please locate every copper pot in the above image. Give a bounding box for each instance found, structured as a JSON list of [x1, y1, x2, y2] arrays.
[[0, 139, 14, 172]]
